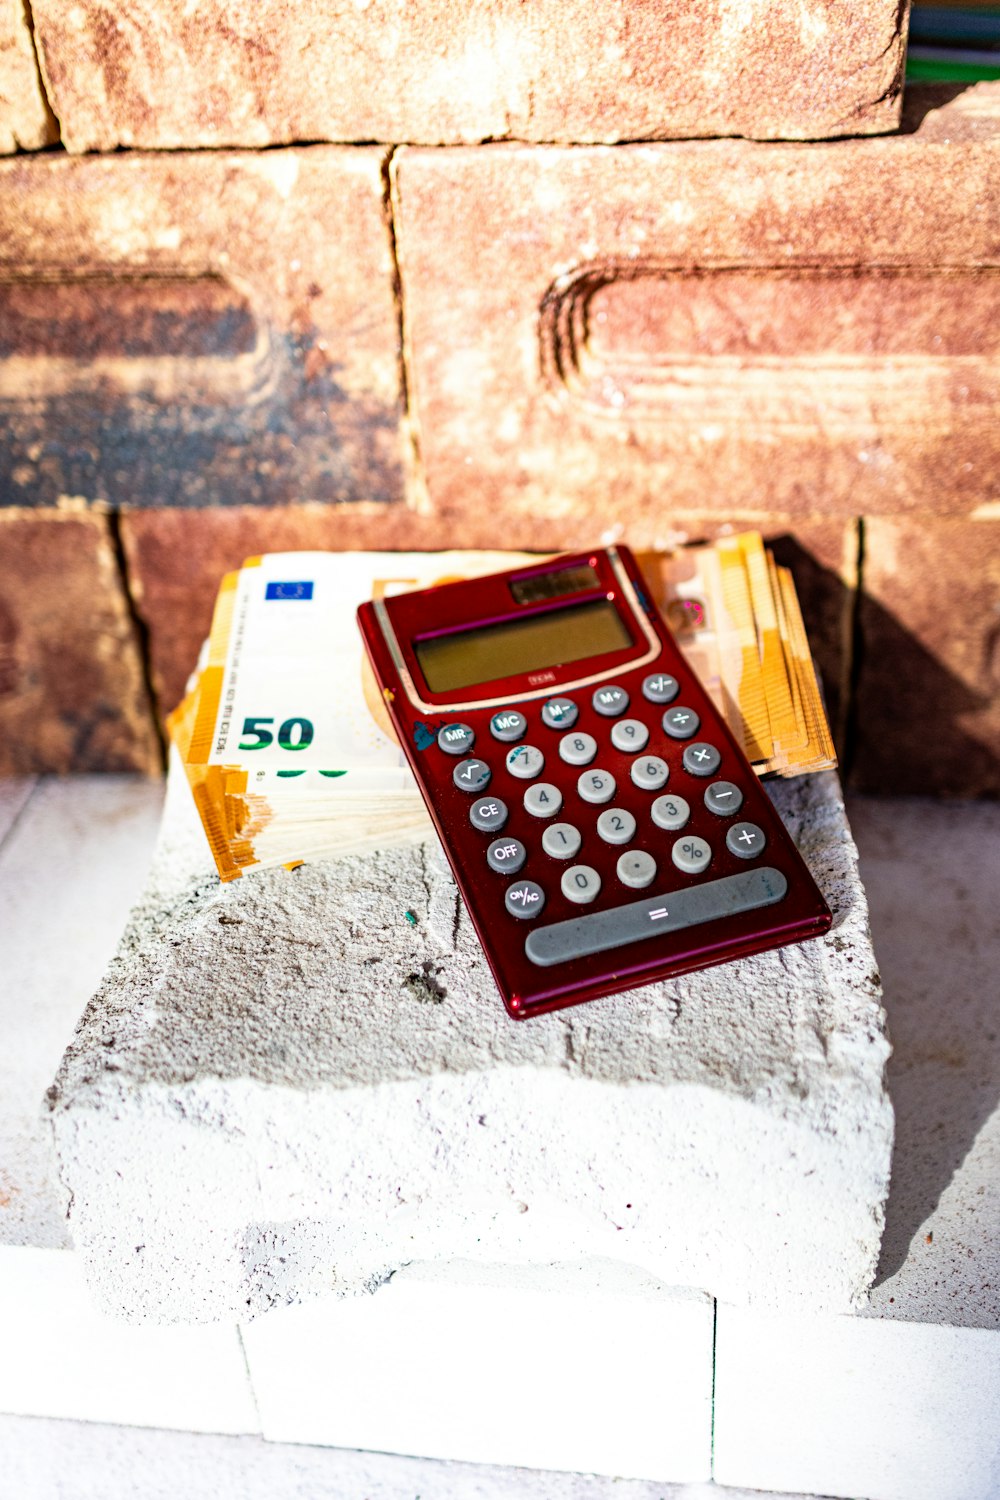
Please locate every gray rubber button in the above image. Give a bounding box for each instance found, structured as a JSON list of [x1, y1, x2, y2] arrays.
[[490, 710, 527, 743], [617, 850, 657, 889], [541, 697, 578, 730], [610, 718, 650, 753], [672, 834, 712, 874], [559, 732, 597, 766], [597, 807, 637, 845], [525, 867, 789, 967], [577, 768, 616, 805], [705, 780, 744, 817], [469, 797, 508, 833], [631, 755, 669, 792], [683, 742, 721, 777], [651, 794, 690, 831], [592, 685, 629, 717], [561, 864, 602, 904], [524, 782, 563, 818], [642, 673, 680, 705], [727, 821, 767, 859], [487, 837, 526, 874], [506, 880, 546, 920], [453, 758, 491, 792], [438, 723, 475, 755], [663, 706, 700, 739], [506, 743, 545, 780], [542, 822, 582, 859]]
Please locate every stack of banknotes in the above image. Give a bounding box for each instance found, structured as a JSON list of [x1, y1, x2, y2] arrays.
[[168, 535, 836, 881]]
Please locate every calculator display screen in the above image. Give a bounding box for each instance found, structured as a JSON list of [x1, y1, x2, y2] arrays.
[[415, 599, 633, 693]]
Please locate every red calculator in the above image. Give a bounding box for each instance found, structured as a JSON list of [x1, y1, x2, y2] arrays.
[[358, 547, 831, 1019]]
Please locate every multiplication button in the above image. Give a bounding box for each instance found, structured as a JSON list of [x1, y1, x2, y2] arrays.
[[705, 780, 743, 816], [524, 782, 563, 818], [490, 710, 527, 743], [596, 807, 636, 845], [592, 685, 629, 717], [561, 865, 602, 904], [631, 755, 669, 792], [542, 822, 582, 859], [577, 769, 616, 805], [651, 793, 690, 831], [683, 742, 721, 777], [610, 718, 650, 753], [559, 732, 597, 766], [663, 706, 700, 739], [505, 880, 546, 920], [541, 697, 578, 730], [437, 723, 475, 755], [672, 835, 712, 874], [469, 797, 508, 833], [453, 758, 491, 792], [506, 744, 544, 779], [642, 673, 679, 705], [487, 837, 526, 874], [727, 822, 767, 859], [617, 850, 657, 890]]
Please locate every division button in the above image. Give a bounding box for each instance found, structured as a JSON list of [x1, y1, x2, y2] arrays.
[[541, 697, 578, 730], [559, 732, 597, 766], [542, 822, 582, 859], [617, 850, 657, 890], [577, 768, 616, 805], [453, 758, 491, 793], [683, 742, 721, 777], [663, 706, 700, 739], [561, 864, 602, 904], [490, 710, 528, 743], [642, 673, 680, 705], [610, 718, 650, 753], [596, 807, 637, 845], [437, 722, 475, 755], [505, 743, 545, 779], [671, 835, 712, 874], [469, 797, 508, 833], [727, 821, 767, 859], [651, 793, 690, 831], [631, 755, 669, 792], [704, 780, 744, 817], [505, 880, 546, 920], [487, 837, 527, 874], [592, 684, 629, 717], [524, 782, 563, 818]]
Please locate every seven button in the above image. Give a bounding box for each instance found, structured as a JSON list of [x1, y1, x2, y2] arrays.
[[506, 743, 544, 779]]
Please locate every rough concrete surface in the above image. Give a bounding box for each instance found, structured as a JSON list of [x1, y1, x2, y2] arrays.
[[393, 83, 1000, 528], [0, 0, 56, 152], [47, 759, 892, 1325], [30, 0, 906, 153]]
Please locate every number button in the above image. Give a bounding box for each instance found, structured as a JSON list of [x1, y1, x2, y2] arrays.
[[542, 822, 583, 859], [541, 697, 578, 730], [663, 706, 700, 739], [469, 798, 508, 833], [437, 723, 475, 755], [487, 838, 527, 874], [505, 743, 545, 779], [610, 718, 650, 753], [561, 865, 602, 904], [592, 685, 629, 717], [651, 794, 691, 831], [505, 880, 546, 920], [672, 835, 712, 874], [524, 782, 563, 818], [453, 758, 491, 792], [596, 807, 637, 845], [631, 756, 669, 792], [705, 780, 744, 816], [727, 822, 767, 859], [642, 673, 680, 705], [683, 742, 721, 777], [490, 710, 527, 743], [559, 732, 597, 766], [617, 850, 657, 889], [577, 769, 616, 805]]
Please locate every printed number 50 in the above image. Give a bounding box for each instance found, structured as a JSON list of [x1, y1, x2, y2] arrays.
[[238, 716, 314, 751]]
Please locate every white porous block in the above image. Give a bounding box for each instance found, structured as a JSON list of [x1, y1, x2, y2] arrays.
[[47, 760, 891, 1325], [241, 1259, 713, 1480]]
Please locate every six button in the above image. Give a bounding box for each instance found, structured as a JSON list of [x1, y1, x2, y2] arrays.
[[631, 755, 669, 792]]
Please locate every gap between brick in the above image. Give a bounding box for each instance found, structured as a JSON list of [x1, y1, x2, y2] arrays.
[[382, 146, 429, 513], [843, 516, 867, 783], [107, 508, 169, 773], [20, 0, 62, 149]]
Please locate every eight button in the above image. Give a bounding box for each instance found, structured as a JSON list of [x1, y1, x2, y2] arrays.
[[524, 782, 563, 818], [437, 723, 475, 755], [597, 807, 637, 845], [490, 710, 527, 743], [663, 706, 700, 739], [651, 793, 691, 831], [631, 755, 669, 792], [642, 673, 680, 705], [617, 850, 657, 889], [672, 834, 712, 875], [487, 838, 526, 874], [453, 758, 491, 792], [559, 732, 597, 766], [541, 697, 578, 730], [578, 769, 616, 805], [705, 780, 744, 817], [727, 821, 767, 859], [542, 822, 582, 859], [683, 742, 721, 777], [469, 797, 508, 833], [505, 880, 546, 919], [592, 685, 629, 717], [506, 743, 545, 779], [562, 864, 602, 904], [610, 718, 650, 753]]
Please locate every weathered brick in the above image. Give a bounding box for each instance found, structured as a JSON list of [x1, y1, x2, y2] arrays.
[[393, 84, 1000, 528], [0, 148, 404, 509], [0, 0, 56, 152], [0, 508, 160, 774], [30, 0, 906, 154], [852, 515, 1000, 797]]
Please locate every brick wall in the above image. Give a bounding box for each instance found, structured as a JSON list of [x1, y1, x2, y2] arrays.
[[1, 1, 998, 794]]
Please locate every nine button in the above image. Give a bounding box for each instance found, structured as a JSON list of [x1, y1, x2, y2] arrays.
[[611, 718, 650, 753]]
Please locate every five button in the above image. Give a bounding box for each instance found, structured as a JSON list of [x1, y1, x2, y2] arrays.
[[578, 769, 616, 805]]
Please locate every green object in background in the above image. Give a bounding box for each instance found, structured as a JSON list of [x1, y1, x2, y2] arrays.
[[907, 4, 1000, 80], [907, 54, 1000, 79]]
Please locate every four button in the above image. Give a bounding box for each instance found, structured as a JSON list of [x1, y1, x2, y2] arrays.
[[524, 782, 563, 818]]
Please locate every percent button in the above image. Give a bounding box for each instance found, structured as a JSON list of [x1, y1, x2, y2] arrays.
[[671, 835, 712, 874]]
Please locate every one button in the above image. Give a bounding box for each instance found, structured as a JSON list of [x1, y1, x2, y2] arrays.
[[453, 758, 491, 793], [505, 743, 545, 780], [672, 835, 712, 874], [541, 697, 578, 730], [651, 794, 690, 831], [487, 837, 526, 874], [505, 880, 546, 920], [596, 807, 637, 845], [683, 742, 721, 777], [437, 722, 475, 755], [705, 780, 744, 817], [561, 864, 602, 904], [524, 782, 563, 818], [617, 850, 657, 889], [559, 732, 597, 766], [663, 706, 700, 739], [727, 821, 767, 859], [469, 797, 508, 833], [642, 673, 680, 705], [610, 718, 650, 754], [490, 710, 527, 743], [542, 822, 582, 859], [592, 685, 629, 717], [631, 755, 669, 792], [577, 768, 616, 805]]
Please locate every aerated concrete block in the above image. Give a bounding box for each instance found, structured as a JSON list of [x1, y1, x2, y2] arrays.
[[0, 0, 57, 152], [47, 758, 891, 1327]]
